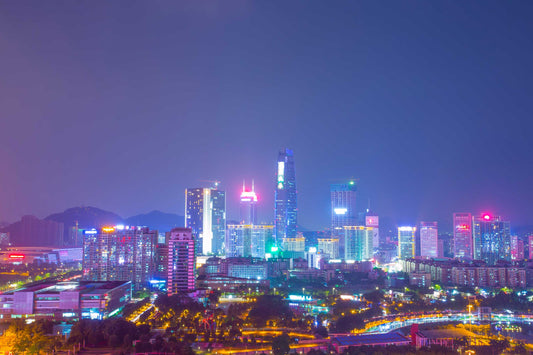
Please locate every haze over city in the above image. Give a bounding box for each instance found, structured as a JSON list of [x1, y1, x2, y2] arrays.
[[1, 1, 532, 230]]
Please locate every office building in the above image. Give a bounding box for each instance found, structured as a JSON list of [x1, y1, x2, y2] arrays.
[[185, 187, 226, 255], [331, 181, 357, 254], [240, 180, 258, 225], [82, 226, 157, 290], [365, 215, 379, 249], [281, 234, 305, 258], [275, 149, 297, 242], [317, 238, 340, 259], [167, 228, 196, 294], [473, 214, 511, 265], [226, 224, 274, 258], [529, 235, 533, 260], [344, 226, 373, 261], [420, 222, 438, 258], [398, 227, 416, 260], [511, 235, 525, 261], [453, 213, 473, 259], [0, 281, 131, 322], [305, 247, 321, 269]]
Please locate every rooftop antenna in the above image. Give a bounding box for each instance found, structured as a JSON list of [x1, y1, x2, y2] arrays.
[[252, 179, 255, 192]]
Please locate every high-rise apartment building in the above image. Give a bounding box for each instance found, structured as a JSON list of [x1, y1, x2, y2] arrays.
[[420, 222, 438, 258], [240, 181, 258, 225], [331, 181, 357, 254], [365, 215, 379, 249], [529, 235, 533, 260], [275, 149, 297, 243], [226, 224, 274, 259], [473, 214, 511, 265], [510, 236, 525, 261], [167, 228, 196, 294], [317, 238, 340, 259], [398, 227, 416, 260], [453, 213, 473, 259], [82, 226, 157, 290], [344, 226, 373, 261], [185, 187, 226, 255]]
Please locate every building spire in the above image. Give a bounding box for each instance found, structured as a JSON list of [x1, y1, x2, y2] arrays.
[[243, 179, 246, 192], [252, 179, 255, 192]]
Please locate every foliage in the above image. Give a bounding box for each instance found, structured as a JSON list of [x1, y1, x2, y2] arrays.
[[271, 333, 291, 355], [248, 295, 293, 328]]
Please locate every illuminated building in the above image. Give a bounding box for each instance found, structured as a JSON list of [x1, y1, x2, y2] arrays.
[[0, 281, 131, 321], [167, 228, 196, 294], [0, 232, 10, 246], [185, 186, 226, 255], [240, 180, 258, 225], [420, 222, 438, 258], [529, 235, 533, 259], [473, 214, 511, 265], [305, 247, 321, 269], [82, 226, 157, 290], [281, 234, 305, 258], [453, 213, 473, 259], [331, 181, 357, 255], [228, 262, 268, 280], [365, 215, 379, 249], [275, 149, 297, 242], [226, 224, 274, 258], [344, 226, 373, 261], [510, 235, 525, 260], [317, 238, 340, 259], [398, 226, 416, 260]]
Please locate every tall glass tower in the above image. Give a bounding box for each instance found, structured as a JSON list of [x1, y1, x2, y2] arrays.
[[331, 181, 357, 255], [185, 186, 226, 255], [275, 149, 297, 244], [473, 214, 511, 265]]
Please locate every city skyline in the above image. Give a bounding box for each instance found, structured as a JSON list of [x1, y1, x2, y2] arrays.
[[1, 2, 533, 231]]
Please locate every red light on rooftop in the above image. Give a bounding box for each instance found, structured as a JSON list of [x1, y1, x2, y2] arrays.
[[482, 214, 491, 221]]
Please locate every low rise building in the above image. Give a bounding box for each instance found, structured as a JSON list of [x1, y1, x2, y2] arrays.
[[0, 281, 131, 322]]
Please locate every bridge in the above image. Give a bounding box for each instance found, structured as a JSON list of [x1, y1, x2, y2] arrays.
[[358, 312, 533, 334]]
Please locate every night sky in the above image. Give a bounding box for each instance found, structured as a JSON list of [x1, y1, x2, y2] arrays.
[[1, 1, 532, 231]]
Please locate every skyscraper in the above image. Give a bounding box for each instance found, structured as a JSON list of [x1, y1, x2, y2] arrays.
[[167, 228, 196, 294], [317, 238, 340, 259], [398, 226, 416, 260], [331, 181, 357, 255], [82, 226, 157, 290], [419, 222, 438, 258], [185, 186, 226, 255], [344, 226, 373, 261], [275, 149, 297, 243], [240, 180, 258, 225], [365, 215, 379, 249], [473, 214, 511, 265], [453, 213, 473, 259]]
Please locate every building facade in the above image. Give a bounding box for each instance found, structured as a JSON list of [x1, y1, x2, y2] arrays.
[[398, 227, 416, 260], [240, 181, 258, 225], [185, 187, 226, 255], [453, 213, 473, 259], [167, 228, 196, 294], [331, 181, 357, 254], [420, 222, 438, 258], [275, 149, 297, 242], [318, 238, 340, 259], [226, 224, 274, 259], [344, 226, 373, 261], [473, 214, 511, 265], [82, 226, 157, 290], [365, 215, 379, 249]]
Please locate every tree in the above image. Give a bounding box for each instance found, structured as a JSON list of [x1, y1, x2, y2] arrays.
[[272, 333, 291, 355]]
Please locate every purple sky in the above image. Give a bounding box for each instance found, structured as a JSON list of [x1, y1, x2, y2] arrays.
[[1, 1, 532, 230]]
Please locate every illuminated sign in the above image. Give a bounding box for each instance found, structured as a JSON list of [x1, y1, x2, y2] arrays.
[[288, 295, 312, 302], [84, 229, 97, 235], [340, 295, 356, 301], [457, 224, 470, 231], [398, 226, 415, 232], [309, 247, 317, 253], [366, 216, 379, 227], [277, 161, 285, 189], [334, 208, 348, 215], [8, 254, 25, 260], [240, 191, 258, 202], [116, 225, 125, 230], [349, 181, 355, 185], [271, 246, 279, 252], [102, 227, 115, 232]]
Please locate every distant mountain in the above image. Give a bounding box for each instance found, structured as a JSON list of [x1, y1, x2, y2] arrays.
[[45, 206, 125, 230], [125, 210, 184, 233]]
